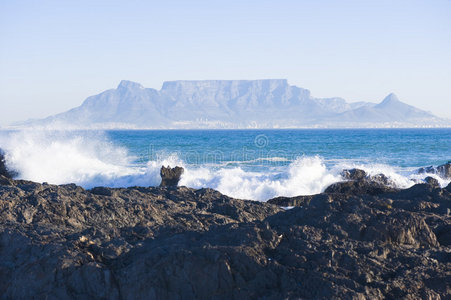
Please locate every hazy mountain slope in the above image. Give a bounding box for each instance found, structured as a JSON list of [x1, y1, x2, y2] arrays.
[[37, 81, 168, 128], [18, 80, 447, 128], [333, 93, 437, 124]]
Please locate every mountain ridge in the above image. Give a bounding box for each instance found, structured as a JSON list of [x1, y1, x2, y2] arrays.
[[15, 79, 449, 129]]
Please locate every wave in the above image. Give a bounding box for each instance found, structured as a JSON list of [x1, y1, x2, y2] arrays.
[[0, 130, 449, 201], [179, 156, 341, 200], [0, 130, 140, 186]]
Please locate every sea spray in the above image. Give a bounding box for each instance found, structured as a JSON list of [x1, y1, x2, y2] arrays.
[[0, 130, 136, 186], [0, 130, 344, 200], [183, 156, 342, 201], [0, 129, 449, 201]]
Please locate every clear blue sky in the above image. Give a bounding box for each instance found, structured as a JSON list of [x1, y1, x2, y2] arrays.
[[1, 0, 450, 125]]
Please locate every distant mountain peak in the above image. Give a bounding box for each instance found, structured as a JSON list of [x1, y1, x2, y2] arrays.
[[380, 93, 400, 104], [117, 80, 144, 90]]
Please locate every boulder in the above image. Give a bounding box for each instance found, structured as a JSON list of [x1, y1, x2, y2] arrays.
[[417, 165, 435, 174], [417, 162, 451, 179], [369, 173, 391, 185], [327, 168, 399, 197], [90, 186, 116, 196], [160, 166, 184, 187], [341, 168, 367, 180], [325, 178, 396, 196], [424, 176, 440, 188], [436, 162, 451, 179]]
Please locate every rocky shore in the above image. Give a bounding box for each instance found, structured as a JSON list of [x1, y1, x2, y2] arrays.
[[0, 164, 450, 299]]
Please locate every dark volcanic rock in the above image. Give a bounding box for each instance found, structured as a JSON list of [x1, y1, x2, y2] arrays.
[[341, 168, 367, 180], [437, 162, 451, 179], [435, 224, 451, 246], [369, 173, 391, 185], [418, 165, 435, 174], [160, 165, 184, 187], [418, 162, 451, 179], [425, 176, 440, 188], [360, 211, 439, 247], [267, 194, 313, 207], [324, 178, 397, 196], [0, 175, 13, 186], [0, 176, 450, 299], [0, 149, 15, 178], [90, 186, 116, 196], [341, 168, 392, 186], [326, 168, 398, 197]]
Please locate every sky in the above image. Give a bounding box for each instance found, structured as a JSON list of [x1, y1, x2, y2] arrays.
[[1, 0, 450, 126]]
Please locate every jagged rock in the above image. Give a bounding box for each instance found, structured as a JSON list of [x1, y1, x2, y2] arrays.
[[418, 165, 435, 174], [425, 176, 440, 188], [160, 166, 184, 187], [369, 173, 391, 185], [0, 175, 14, 186], [327, 168, 398, 197], [437, 162, 451, 179], [267, 195, 313, 207], [361, 212, 439, 247], [90, 186, 115, 196], [0, 176, 450, 299], [342, 168, 391, 185], [418, 162, 451, 179], [341, 168, 367, 180], [399, 183, 442, 201], [324, 178, 396, 196]]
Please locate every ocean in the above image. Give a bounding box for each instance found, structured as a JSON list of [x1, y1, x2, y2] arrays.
[[0, 128, 449, 201]]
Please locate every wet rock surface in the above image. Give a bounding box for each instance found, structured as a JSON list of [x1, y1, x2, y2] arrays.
[[418, 162, 451, 179], [341, 168, 367, 181], [437, 162, 451, 179], [1, 174, 450, 299], [160, 166, 184, 187], [325, 168, 399, 196], [0, 149, 16, 179]]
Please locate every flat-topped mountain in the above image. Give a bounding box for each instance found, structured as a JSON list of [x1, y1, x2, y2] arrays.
[[18, 80, 447, 128]]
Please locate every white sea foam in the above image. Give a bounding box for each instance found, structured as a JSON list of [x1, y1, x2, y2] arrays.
[[0, 130, 139, 187], [0, 130, 449, 201], [176, 155, 341, 201], [330, 162, 450, 189]]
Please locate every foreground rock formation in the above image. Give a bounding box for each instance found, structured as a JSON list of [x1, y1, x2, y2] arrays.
[[0, 170, 450, 299], [160, 166, 184, 187], [324, 168, 398, 196]]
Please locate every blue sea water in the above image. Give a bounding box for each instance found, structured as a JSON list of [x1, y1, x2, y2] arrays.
[[107, 129, 450, 168], [0, 129, 449, 201]]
